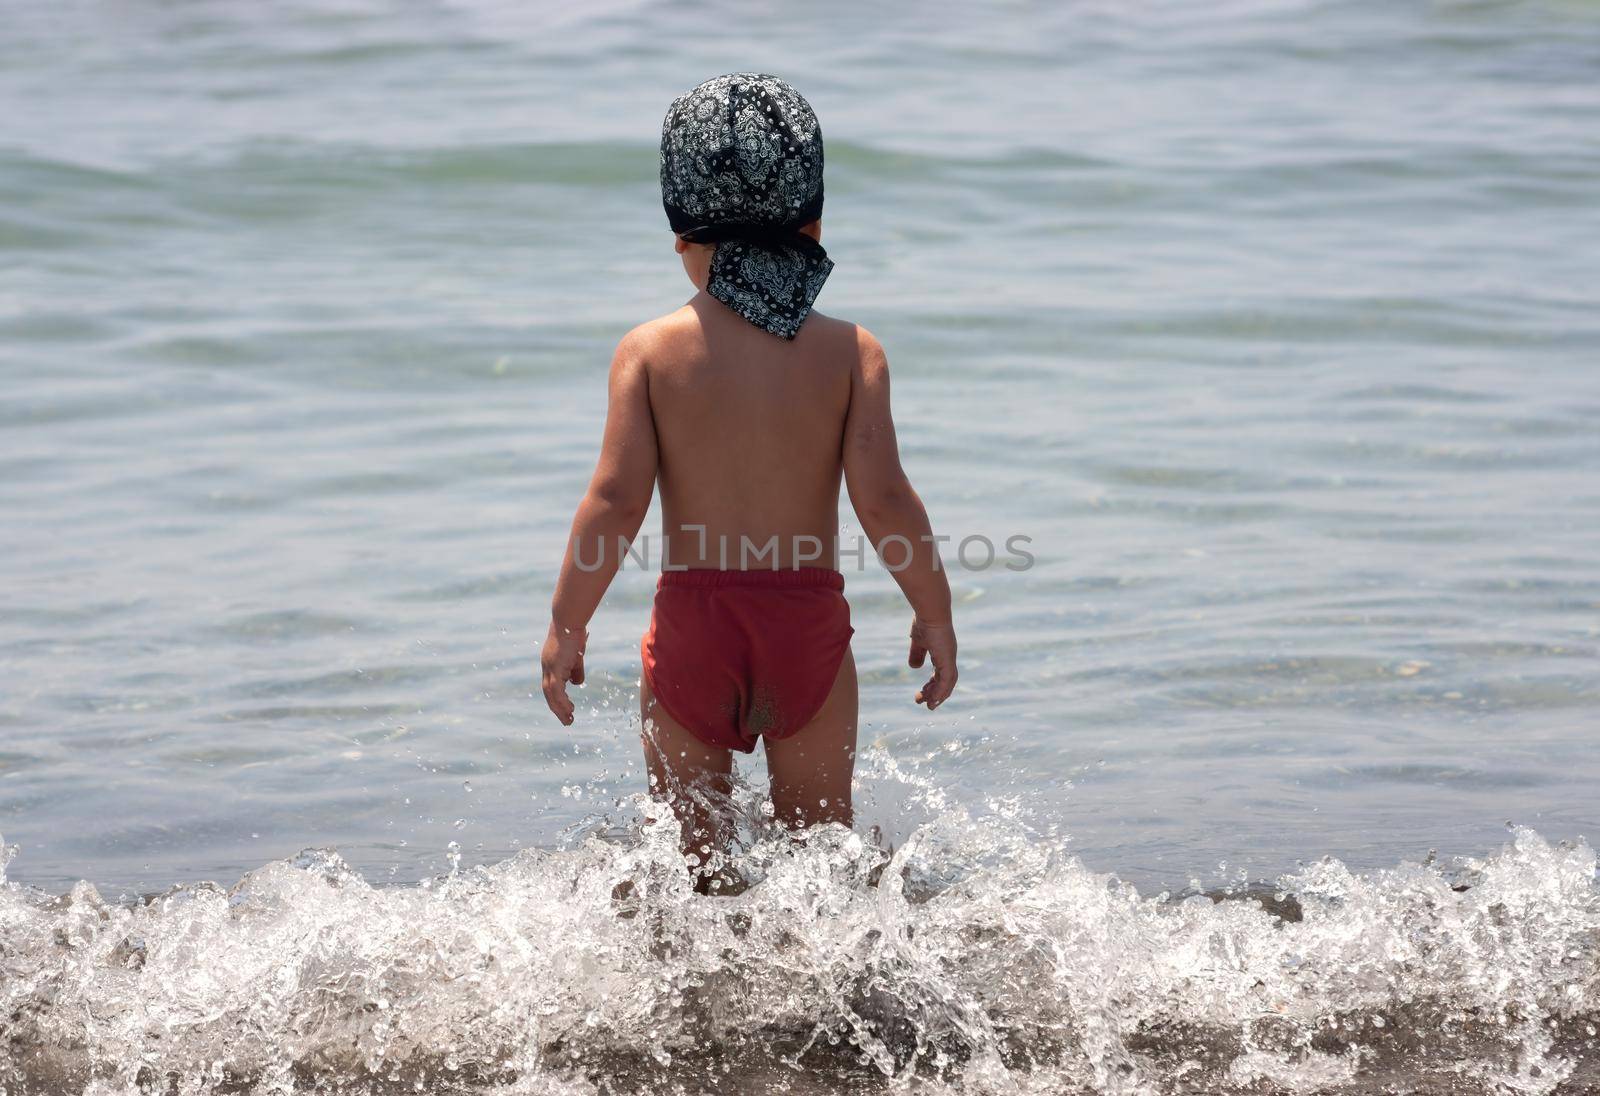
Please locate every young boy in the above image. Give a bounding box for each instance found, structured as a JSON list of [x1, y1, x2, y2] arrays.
[[540, 73, 957, 869]]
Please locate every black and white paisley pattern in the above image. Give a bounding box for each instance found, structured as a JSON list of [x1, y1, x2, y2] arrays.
[[660, 73, 833, 340]]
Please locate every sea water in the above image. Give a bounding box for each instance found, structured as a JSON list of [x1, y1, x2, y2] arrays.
[[2, 0, 1599, 1091]]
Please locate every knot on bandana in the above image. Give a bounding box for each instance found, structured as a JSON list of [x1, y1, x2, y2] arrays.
[[660, 74, 834, 340]]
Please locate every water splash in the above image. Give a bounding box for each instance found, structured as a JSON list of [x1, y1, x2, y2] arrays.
[[1, 759, 1597, 1096]]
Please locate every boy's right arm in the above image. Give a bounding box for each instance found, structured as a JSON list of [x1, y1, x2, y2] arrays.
[[540, 330, 659, 725], [842, 327, 958, 710]]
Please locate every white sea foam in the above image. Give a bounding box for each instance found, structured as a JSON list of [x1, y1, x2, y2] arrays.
[[1, 751, 1596, 1096]]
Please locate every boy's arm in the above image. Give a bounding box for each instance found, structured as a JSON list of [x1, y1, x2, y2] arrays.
[[841, 327, 958, 710], [541, 333, 658, 725]]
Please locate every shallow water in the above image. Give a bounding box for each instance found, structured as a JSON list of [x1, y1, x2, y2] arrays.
[[2, 0, 1600, 1091]]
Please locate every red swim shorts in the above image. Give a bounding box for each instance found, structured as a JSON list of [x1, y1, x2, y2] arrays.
[[640, 568, 854, 753]]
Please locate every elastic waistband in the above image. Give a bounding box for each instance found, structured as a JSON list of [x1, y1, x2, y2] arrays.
[[657, 567, 845, 591]]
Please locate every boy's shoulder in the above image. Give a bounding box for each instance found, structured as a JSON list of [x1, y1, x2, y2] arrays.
[[806, 311, 883, 357], [613, 307, 882, 368], [612, 307, 699, 364]]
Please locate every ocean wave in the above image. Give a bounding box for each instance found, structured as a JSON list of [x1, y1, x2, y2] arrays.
[[1, 752, 1596, 1095]]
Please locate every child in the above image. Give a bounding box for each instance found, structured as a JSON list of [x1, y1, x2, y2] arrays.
[[540, 73, 957, 875]]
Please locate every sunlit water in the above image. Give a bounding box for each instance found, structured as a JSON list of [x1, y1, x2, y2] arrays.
[[3, 0, 1599, 1091]]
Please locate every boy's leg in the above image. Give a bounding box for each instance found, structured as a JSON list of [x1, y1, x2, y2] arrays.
[[764, 650, 858, 830], [640, 674, 734, 883]]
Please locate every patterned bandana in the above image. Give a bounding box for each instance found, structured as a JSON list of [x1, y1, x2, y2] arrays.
[[660, 73, 834, 340]]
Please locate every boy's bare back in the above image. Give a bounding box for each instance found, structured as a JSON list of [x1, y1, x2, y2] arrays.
[[636, 298, 860, 569]]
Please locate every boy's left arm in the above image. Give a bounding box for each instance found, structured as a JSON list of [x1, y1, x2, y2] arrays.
[[541, 333, 658, 725]]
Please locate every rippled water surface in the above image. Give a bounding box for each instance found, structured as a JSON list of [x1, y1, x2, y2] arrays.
[[2, 0, 1599, 1091]]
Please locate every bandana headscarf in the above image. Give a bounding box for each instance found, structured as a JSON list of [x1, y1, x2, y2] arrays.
[[660, 73, 833, 340]]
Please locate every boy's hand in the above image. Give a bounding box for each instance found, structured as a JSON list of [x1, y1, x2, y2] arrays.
[[540, 621, 588, 725], [908, 617, 958, 710]]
